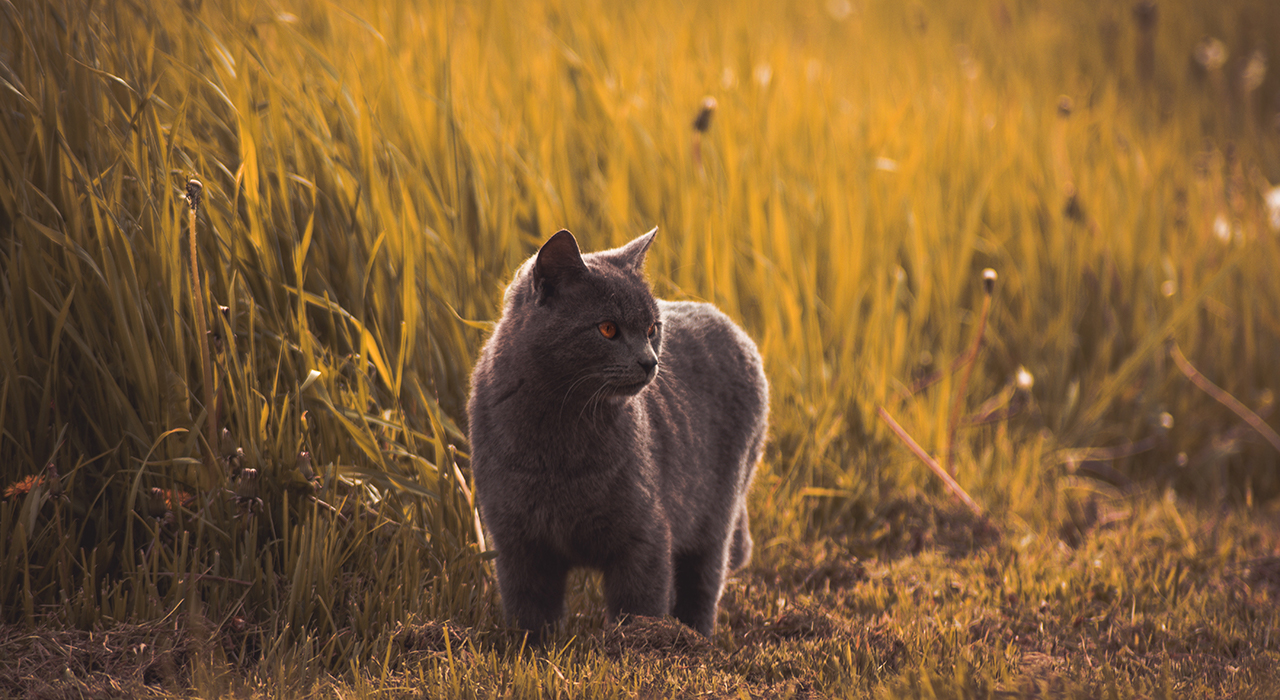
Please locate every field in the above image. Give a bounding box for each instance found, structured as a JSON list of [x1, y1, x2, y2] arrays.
[[2, 0, 1280, 696]]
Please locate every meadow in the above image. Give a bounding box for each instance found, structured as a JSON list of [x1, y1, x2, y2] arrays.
[[2, 0, 1280, 696]]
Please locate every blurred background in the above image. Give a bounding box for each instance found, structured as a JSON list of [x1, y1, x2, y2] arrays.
[[2, 0, 1279, 673]]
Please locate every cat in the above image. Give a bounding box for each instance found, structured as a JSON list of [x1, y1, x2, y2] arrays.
[[467, 227, 769, 640]]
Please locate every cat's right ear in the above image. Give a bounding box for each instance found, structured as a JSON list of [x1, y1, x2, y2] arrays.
[[532, 229, 588, 302]]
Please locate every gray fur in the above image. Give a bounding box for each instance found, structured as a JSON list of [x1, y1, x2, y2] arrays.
[[467, 228, 768, 639]]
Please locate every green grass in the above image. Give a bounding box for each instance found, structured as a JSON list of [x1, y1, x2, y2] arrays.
[[2, 0, 1280, 696]]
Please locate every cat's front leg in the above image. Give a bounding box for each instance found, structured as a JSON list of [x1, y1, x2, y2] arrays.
[[671, 543, 730, 637], [495, 544, 570, 643], [601, 530, 673, 624]]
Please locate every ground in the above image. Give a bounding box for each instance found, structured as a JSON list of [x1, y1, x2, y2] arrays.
[[5, 492, 1278, 699]]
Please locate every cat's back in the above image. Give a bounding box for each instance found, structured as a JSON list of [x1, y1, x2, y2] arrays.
[[658, 301, 761, 369], [652, 300, 768, 432]]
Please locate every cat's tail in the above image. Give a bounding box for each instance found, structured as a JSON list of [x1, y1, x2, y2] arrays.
[[727, 504, 752, 571]]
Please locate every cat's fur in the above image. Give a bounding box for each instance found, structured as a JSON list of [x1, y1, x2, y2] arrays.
[[467, 228, 768, 639]]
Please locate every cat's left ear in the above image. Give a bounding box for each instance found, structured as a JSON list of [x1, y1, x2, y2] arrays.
[[532, 229, 588, 302], [608, 227, 658, 272]]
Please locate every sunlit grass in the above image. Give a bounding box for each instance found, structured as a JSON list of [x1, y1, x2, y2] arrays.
[[2, 0, 1279, 695]]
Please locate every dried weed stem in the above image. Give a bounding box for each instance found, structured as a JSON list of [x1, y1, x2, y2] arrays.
[[877, 405, 984, 518], [1170, 340, 1280, 454], [945, 270, 996, 474], [185, 179, 219, 486]]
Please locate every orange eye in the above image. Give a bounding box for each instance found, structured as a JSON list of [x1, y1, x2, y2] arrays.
[[646, 323, 657, 338], [598, 321, 617, 339]]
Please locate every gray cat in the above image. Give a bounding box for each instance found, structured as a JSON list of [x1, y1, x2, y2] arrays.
[[467, 228, 768, 639]]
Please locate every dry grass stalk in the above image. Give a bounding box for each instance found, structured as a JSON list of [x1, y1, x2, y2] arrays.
[[184, 179, 219, 487], [945, 269, 996, 474], [1170, 340, 1280, 454], [1131, 1, 1158, 84], [877, 406, 984, 519]]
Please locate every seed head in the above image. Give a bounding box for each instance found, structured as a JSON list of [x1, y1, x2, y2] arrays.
[[693, 97, 717, 133], [1195, 37, 1227, 72], [1016, 366, 1034, 391], [219, 428, 238, 458], [1131, 1, 1157, 31], [296, 451, 315, 482], [46, 463, 63, 497], [234, 468, 260, 500], [1243, 50, 1266, 93], [147, 487, 169, 518], [185, 178, 203, 211]]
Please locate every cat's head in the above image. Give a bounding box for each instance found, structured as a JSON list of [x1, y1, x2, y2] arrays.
[[502, 228, 662, 399]]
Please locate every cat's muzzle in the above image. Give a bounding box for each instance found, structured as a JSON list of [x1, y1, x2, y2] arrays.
[[611, 364, 657, 396]]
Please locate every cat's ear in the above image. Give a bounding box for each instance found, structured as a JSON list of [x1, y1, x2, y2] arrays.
[[608, 227, 658, 272], [532, 229, 588, 300]]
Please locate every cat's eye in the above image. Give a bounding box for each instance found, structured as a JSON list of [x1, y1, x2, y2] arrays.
[[598, 321, 618, 339], [646, 323, 658, 338]]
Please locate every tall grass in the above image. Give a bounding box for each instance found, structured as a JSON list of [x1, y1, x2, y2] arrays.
[[0, 0, 490, 662], [2, 0, 1279, 675]]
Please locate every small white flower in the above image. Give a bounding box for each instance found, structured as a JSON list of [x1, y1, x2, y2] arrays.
[[806, 59, 822, 83], [1016, 366, 1034, 391], [753, 64, 773, 89], [1243, 50, 1266, 93], [1265, 186, 1280, 232], [875, 156, 899, 172], [1195, 37, 1228, 71], [1213, 213, 1232, 243], [721, 67, 737, 90], [826, 0, 852, 21]]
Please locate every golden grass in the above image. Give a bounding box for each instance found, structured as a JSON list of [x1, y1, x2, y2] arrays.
[[2, 0, 1280, 695]]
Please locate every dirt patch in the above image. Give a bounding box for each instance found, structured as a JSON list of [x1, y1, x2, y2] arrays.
[[860, 493, 1002, 560], [776, 557, 869, 595], [1243, 554, 1280, 596], [967, 610, 1042, 650], [393, 620, 473, 654], [383, 620, 480, 668], [0, 621, 195, 699], [1056, 491, 1132, 548], [743, 606, 847, 644], [1017, 650, 1068, 678], [743, 538, 869, 606], [596, 616, 713, 658]]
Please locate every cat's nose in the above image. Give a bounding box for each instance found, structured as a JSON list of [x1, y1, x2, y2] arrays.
[[637, 356, 658, 375]]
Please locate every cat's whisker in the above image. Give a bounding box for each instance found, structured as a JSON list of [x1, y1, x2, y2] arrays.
[[553, 367, 607, 421], [581, 385, 609, 424], [580, 370, 628, 423]]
